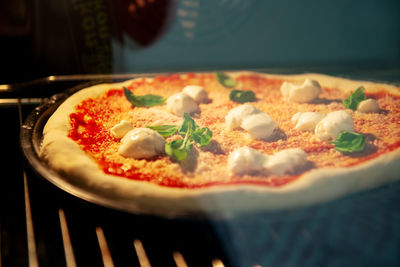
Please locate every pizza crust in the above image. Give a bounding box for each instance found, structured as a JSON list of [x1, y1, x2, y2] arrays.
[[39, 72, 400, 215], [231, 71, 400, 96]]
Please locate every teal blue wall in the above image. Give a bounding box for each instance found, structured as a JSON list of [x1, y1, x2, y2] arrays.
[[113, 0, 400, 73]]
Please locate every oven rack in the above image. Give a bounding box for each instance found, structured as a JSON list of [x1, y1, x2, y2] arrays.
[[2, 95, 232, 267]]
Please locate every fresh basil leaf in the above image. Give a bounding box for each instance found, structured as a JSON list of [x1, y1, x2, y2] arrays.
[[147, 125, 178, 137], [178, 113, 199, 135], [229, 89, 256, 103], [192, 127, 212, 146], [331, 131, 365, 154], [216, 72, 236, 88], [343, 87, 366, 111], [165, 139, 188, 162], [155, 114, 213, 161], [124, 87, 165, 107], [165, 135, 193, 162]]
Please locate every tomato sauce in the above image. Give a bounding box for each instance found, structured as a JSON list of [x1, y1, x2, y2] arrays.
[[68, 73, 400, 189]]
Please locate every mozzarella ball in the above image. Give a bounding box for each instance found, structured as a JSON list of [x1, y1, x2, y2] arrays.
[[265, 148, 308, 175], [225, 104, 263, 131], [166, 92, 198, 117], [357, 99, 379, 113], [241, 113, 277, 140], [182, 85, 208, 103], [315, 110, 353, 141], [228, 146, 267, 175], [110, 120, 134, 139], [281, 79, 321, 103], [118, 128, 165, 159], [292, 112, 326, 131]]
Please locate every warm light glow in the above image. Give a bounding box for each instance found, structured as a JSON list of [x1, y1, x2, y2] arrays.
[[128, 3, 136, 12], [212, 259, 225, 267], [0, 84, 10, 91], [136, 0, 145, 8], [133, 239, 151, 267], [96, 227, 115, 267], [173, 251, 188, 267]]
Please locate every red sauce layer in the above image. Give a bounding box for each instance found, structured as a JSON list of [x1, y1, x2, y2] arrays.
[[68, 73, 400, 189]]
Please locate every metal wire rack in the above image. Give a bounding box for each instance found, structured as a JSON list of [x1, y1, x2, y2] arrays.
[[0, 78, 233, 267]]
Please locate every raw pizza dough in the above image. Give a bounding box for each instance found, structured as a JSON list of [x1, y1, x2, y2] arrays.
[[39, 71, 400, 215]]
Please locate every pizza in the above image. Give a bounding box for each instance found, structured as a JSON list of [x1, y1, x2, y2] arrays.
[[39, 71, 400, 215]]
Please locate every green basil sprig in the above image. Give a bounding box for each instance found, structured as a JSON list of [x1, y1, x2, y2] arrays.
[[229, 89, 256, 103], [179, 114, 212, 147], [331, 131, 365, 154], [124, 87, 165, 107], [216, 72, 236, 88], [215, 72, 257, 103], [147, 125, 178, 137], [192, 127, 213, 146], [165, 132, 193, 162], [150, 113, 212, 161], [178, 113, 198, 135], [343, 87, 366, 111]]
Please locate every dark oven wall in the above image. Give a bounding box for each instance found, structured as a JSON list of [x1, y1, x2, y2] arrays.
[[1, 0, 400, 83]]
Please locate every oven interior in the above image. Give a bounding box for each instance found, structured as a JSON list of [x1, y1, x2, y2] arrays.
[[1, 1, 400, 266]]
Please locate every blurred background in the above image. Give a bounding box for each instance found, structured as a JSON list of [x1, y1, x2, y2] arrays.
[[0, 0, 399, 84]]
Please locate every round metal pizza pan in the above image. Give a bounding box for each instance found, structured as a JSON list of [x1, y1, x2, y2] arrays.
[[19, 81, 194, 218]]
